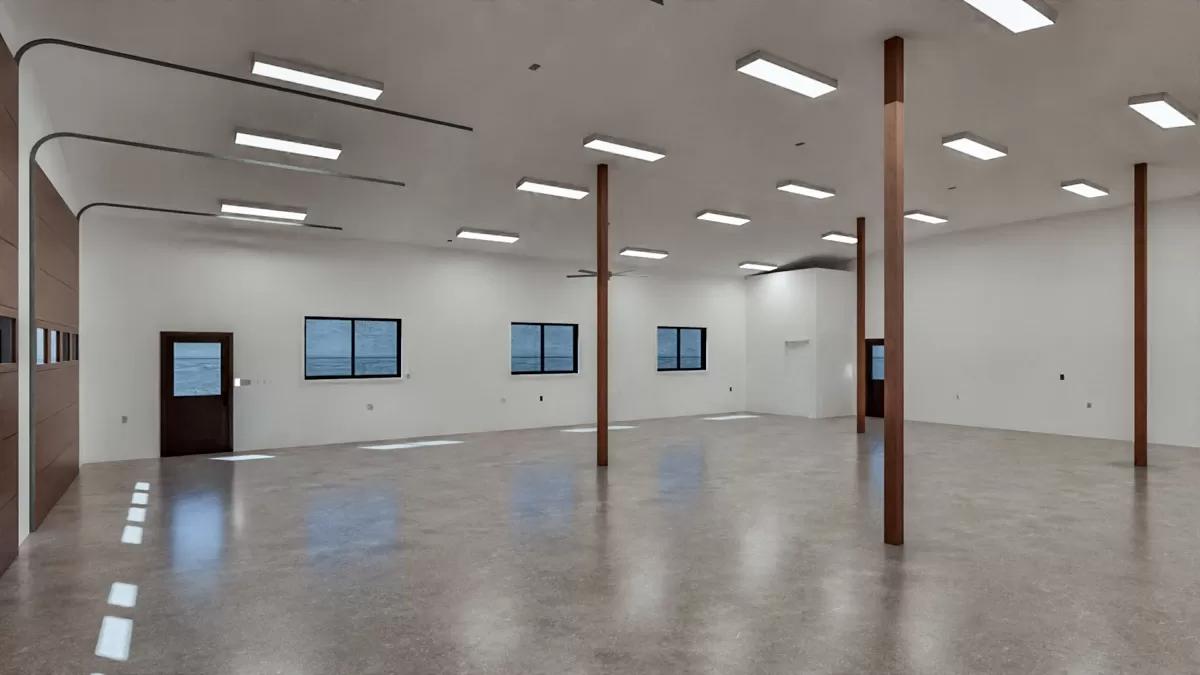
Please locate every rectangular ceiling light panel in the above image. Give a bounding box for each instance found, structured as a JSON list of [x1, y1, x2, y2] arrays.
[[739, 262, 778, 272], [220, 200, 307, 221], [821, 231, 858, 245], [697, 210, 751, 226], [1060, 179, 1109, 199], [1128, 93, 1198, 129], [904, 210, 949, 224], [516, 177, 590, 200], [619, 247, 669, 260], [777, 180, 836, 199], [456, 227, 520, 244], [961, 0, 1056, 33], [234, 128, 342, 160], [736, 50, 838, 98], [251, 53, 384, 100], [942, 132, 1008, 160], [583, 135, 666, 162]]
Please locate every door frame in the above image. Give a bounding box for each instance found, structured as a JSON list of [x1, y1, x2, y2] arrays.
[[160, 331, 233, 456]]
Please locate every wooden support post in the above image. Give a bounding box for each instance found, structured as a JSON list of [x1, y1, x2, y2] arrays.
[[597, 163, 609, 467], [883, 36, 904, 546], [856, 216, 867, 434], [1134, 162, 1147, 467]]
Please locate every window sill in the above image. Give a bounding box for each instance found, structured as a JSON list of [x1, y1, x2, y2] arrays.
[[657, 369, 708, 375], [304, 374, 408, 384], [510, 371, 580, 378]]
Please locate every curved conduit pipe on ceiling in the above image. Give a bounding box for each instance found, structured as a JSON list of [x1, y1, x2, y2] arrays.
[[17, 37, 472, 532], [75, 202, 343, 231]]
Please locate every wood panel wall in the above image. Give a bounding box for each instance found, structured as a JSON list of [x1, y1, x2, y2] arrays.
[[33, 166, 79, 529], [0, 36, 18, 573]]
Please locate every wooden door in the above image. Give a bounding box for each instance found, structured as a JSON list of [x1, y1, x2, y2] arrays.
[[160, 332, 232, 457], [865, 339, 885, 418]]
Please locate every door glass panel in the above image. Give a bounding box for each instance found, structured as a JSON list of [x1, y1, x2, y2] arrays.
[[543, 325, 575, 372], [354, 320, 398, 376], [871, 344, 885, 381], [35, 327, 44, 364], [174, 342, 222, 397], [48, 330, 58, 364]]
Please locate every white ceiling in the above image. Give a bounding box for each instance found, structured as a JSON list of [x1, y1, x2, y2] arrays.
[[3, 0, 1199, 275]]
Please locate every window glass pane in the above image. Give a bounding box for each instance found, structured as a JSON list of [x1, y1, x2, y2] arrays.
[[657, 328, 677, 369], [511, 324, 542, 373], [35, 327, 44, 365], [48, 330, 58, 364], [543, 325, 575, 372], [353, 320, 398, 376], [174, 342, 221, 396], [872, 345, 885, 380], [680, 329, 704, 369], [306, 319, 352, 377], [0, 317, 14, 363]]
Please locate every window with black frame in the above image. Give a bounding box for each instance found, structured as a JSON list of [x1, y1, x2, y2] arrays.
[[511, 322, 578, 374], [305, 317, 401, 379], [657, 326, 706, 371]]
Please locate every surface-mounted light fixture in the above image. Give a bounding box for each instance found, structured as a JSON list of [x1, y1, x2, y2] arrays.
[[777, 180, 836, 200], [736, 50, 838, 98], [251, 53, 384, 100], [1060, 179, 1109, 199], [619, 247, 669, 260], [696, 210, 751, 226], [960, 0, 1056, 33], [739, 262, 778, 272], [234, 128, 342, 160], [1128, 93, 1198, 129], [219, 200, 307, 221], [516, 177, 590, 200], [456, 227, 520, 244], [821, 231, 858, 245], [904, 210, 949, 224], [583, 134, 666, 162], [942, 132, 1008, 161]]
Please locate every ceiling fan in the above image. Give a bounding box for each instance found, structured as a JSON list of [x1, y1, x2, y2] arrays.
[[566, 268, 647, 279]]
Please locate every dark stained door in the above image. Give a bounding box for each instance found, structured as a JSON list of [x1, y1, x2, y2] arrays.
[[160, 332, 232, 457], [865, 339, 885, 418]]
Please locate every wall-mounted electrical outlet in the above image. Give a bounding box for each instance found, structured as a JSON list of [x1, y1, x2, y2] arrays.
[[366, 403, 374, 411], [539, 395, 544, 402], [1086, 402, 1092, 409], [1060, 374, 1065, 381], [121, 415, 128, 424]]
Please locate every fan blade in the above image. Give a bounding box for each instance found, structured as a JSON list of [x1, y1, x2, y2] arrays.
[[566, 274, 594, 278]]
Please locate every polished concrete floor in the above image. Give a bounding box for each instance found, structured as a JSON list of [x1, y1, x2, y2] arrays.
[[1, 415, 1198, 674]]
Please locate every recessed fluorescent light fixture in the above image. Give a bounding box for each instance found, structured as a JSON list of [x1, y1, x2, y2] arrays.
[[960, 0, 1056, 33], [516, 177, 590, 200], [696, 210, 751, 226], [739, 262, 778, 272], [821, 231, 858, 245], [219, 200, 307, 221], [218, 215, 304, 226], [942, 132, 1008, 161], [904, 210, 949, 224], [583, 134, 666, 162], [619, 247, 669, 260], [1128, 93, 1198, 129], [251, 53, 383, 100], [456, 227, 520, 244], [736, 50, 838, 98], [777, 180, 836, 200], [234, 128, 342, 160], [1059, 179, 1109, 199]]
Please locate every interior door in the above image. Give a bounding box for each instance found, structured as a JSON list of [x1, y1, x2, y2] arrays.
[[160, 332, 232, 457], [865, 339, 885, 418]]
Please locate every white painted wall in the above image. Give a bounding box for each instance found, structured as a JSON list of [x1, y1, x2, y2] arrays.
[[744, 268, 855, 419], [80, 217, 747, 462], [864, 195, 1200, 448]]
